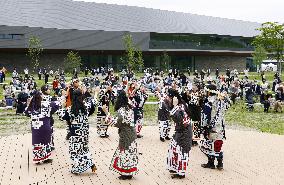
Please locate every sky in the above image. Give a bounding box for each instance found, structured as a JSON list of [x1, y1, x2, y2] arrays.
[[76, 0, 284, 23]]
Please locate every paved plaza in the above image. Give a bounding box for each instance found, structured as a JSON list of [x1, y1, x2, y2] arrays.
[[0, 126, 283, 185]]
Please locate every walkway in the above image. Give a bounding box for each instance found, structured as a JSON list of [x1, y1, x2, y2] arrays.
[[0, 126, 283, 185]]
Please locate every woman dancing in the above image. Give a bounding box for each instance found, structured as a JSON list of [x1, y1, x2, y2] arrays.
[[105, 90, 139, 180]]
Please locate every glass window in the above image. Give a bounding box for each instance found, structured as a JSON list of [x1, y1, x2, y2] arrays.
[[170, 56, 192, 72], [12, 34, 23, 40], [150, 33, 253, 51], [0, 34, 23, 39]]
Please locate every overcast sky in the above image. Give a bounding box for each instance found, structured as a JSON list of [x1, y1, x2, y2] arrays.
[[76, 0, 284, 23]]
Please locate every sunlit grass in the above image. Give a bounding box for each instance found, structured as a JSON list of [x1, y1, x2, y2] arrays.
[[226, 100, 284, 135], [0, 72, 284, 135]]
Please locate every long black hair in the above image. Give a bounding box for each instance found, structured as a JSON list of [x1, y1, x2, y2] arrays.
[[114, 90, 129, 111], [27, 90, 42, 112], [71, 89, 86, 116], [168, 88, 190, 116]]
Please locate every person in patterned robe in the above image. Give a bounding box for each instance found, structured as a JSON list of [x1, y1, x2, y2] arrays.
[[167, 89, 192, 179], [96, 86, 111, 138], [25, 86, 61, 164], [188, 88, 202, 146], [67, 89, 97, 174], [156, 87, 171, 142], [199, 84, 231, 170], [132, 84, 148, 138], [105, 90, 138, 180], [64, 78, 80, 140]]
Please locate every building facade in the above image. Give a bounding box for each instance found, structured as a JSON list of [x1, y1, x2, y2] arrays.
[[0, 0, 260, 72]]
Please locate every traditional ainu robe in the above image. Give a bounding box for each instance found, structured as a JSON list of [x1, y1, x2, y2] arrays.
[[107, 107, 139, 176], [96, 90, 110, 137], [199, 97, 230, 159], [157, 93, 171, 139], [25, 95, 60, 163], [167, 104, 192, 176], [188, 92, 202, 141], [132, 90, 148, 135], [68, 98, 96, 173]]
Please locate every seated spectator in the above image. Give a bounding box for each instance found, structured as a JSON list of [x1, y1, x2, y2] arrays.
[[260, 90, 273, 113], [16, 90, 29, 114], [3, 84, 14, 108], [274, 85, 284, 113]]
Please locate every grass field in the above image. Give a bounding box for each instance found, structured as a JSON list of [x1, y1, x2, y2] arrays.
[[225, 100, 284, 135], [0, 72, 283, 135], [238, 72, 284, 82]]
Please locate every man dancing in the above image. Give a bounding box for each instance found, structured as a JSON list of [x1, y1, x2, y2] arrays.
[[199, 84, 231, 170]]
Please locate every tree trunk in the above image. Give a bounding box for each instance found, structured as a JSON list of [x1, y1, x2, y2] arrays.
[[280, 61, 282, 75], [277, 51, 281, 75]]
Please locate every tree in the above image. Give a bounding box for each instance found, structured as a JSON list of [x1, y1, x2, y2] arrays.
[[161, 50, 170, 71], [64, 51, 82, 73], [253, 22, 284, 73], [135, 48, 144, 72], [252, 45, 267, 71], [122, 33, 144, 72], [27, 36, 43, 72]]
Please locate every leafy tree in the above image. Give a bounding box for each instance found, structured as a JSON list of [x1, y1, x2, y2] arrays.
[[135, 48, 144, 72], [123, 34, 136, 70], [253, 22, 284, 73], [119, 56, 127, 70], [27, 36, 43, 72], [252, 45, 267, 71], [64, 51, 82, 73], [122, 33, 144, 72], [161, 50, 170, 71]]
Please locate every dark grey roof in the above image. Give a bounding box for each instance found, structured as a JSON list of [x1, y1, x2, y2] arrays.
[[0, 0, 260, 37]]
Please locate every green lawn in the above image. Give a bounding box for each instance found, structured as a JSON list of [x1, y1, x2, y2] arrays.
[[226, 100, 284, 135], [0, 72, 284, 135], [238, 72, 284, 82]]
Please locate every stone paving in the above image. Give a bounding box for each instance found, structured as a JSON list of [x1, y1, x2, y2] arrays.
[[0, 126, 283, 185]]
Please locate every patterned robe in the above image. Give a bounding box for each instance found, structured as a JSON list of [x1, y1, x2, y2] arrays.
[[107, 107, 139, 176], [25, 95, 60, 163], [67, 98, 96, 173], [199, 97, 230, 159], [167, 104, 192, 176], [132, 90, 148, 135], [157, 93, 171, 139], [188, 92, 202, 141], [96, 90, 110, 137]]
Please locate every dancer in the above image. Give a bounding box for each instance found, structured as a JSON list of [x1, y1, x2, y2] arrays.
[[105, 90, 138, 180], [132, 84, 148, 138], [156, 87, 171, 142], [67, 89, 97, 174], [64, 78, 80, 140], [167, 89, 192, 179], [96, 85, 112, 138], [25, 86, 61, 164], [188, 88, 202, 146], [199, 85, 230, 170]]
